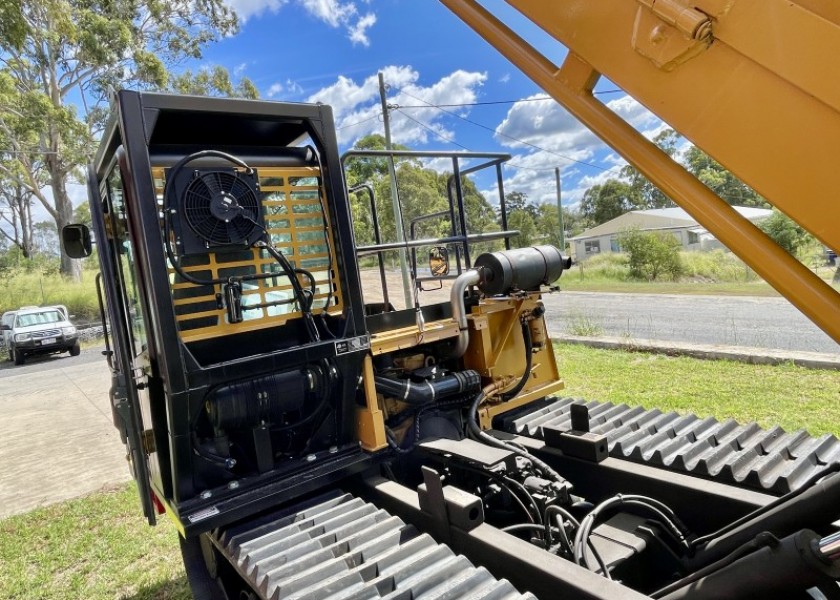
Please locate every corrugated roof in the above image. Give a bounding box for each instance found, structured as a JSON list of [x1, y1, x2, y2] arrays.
[[570, 206, 773, 241]]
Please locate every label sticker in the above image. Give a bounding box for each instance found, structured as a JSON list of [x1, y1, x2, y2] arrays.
[[335, 335, 370, 355], [188, 505, 220, 524]]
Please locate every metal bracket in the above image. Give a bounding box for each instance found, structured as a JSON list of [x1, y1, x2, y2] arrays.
[[633, 0, 713, 70], [141, 429, 156, 455], [418, 466, 485, 542]]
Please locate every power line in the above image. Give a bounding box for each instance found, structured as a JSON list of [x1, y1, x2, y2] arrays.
[[336, 111, 383, 131], [393, 109, 561, 173], [395, 89, 623, 109], [394, 109, 471, 151], [397, 96, 552, 109], [395, 88, 611, 172]]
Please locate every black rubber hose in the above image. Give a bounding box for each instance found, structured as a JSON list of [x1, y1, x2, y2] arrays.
[[502, 523, 555, 535], [374, 370, 482, 407], [501, 320, 533, 401], [261, 242, 319, 341], [467, 389, 565, 484]]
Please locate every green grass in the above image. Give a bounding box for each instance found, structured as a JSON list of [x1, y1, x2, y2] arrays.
[[0, 484, 189, 600], [1, 346, 838, 597], [0, 269, 100, 322], [555, 343, 840, 436], [562, 250, 839, 296]]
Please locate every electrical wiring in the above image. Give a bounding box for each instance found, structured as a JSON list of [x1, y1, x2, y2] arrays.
[[395, 89, 622, 109], [396, 88, 612, 172]]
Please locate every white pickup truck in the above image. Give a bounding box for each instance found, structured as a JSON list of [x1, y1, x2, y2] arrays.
[[1, 305, 80, 365]]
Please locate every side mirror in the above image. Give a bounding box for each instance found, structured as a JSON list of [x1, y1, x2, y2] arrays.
[[62, 224, 92, 258], [0, 324, 10, 331], [429, 246, 450, 277]]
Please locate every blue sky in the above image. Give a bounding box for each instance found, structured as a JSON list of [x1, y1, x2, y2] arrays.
[[189, 0, 670, 208], [26, 0, 663, 219]]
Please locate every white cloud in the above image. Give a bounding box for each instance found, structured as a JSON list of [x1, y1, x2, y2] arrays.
[[494, 94, 601, 155], [348, 12, 377, 46], [233, 62, 249, 77], [300, 0, 355, 26], [479, 93, 667, 206], [226, 0, 287, 21], [266, 79, 303, 98], [499, 73, 510, 84], [307, 66, 487, 147], [482, 95, 612, 205], [226, 0, 377, 45], [285, 79, 304, 95]]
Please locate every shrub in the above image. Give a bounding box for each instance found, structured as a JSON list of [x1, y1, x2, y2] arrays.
[[618, 228, 683, 281], [759, 209, 810, 255]]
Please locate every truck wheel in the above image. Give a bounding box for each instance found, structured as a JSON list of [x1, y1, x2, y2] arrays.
[[179, 534, 227, 600], [13, 348, 25, 366], [69, 342, 81, 357]]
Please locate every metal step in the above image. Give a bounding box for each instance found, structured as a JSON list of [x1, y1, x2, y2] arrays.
[[502, 397, 840, 495], [212, 492, 538, 600]]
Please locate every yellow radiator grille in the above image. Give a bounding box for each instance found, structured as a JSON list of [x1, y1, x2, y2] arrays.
[[155, 166, 344, 343]]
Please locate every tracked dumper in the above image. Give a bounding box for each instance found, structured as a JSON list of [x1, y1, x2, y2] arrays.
[[62, 1, 840, 598]]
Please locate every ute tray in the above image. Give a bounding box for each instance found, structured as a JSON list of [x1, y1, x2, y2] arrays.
[[210, 491, 536, 600], [499, 397, 840, 495]]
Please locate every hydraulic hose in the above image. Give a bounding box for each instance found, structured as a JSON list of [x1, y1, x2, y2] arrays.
[[467, 382, 565, 484]]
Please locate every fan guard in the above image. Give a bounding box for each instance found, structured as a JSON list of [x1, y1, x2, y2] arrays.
[[182, 169, 263, 247]]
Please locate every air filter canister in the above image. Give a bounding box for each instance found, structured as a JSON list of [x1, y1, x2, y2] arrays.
[[474, 245, 571, 295]]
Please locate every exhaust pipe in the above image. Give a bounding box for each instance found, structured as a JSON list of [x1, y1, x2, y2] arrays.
[[450, 269, 481, 358]]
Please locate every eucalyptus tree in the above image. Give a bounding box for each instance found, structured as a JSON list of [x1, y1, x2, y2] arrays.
[[0, 0, 251, 279]]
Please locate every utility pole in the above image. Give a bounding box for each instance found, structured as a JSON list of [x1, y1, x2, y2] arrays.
[[378, 72, 412, 309], [555, 167, 566, 251]]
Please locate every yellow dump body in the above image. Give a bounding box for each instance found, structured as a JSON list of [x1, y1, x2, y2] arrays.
[[441, 0, 840, 345]]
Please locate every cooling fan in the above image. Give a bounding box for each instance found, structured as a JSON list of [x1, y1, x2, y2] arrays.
[[169, 166, 264, 255]]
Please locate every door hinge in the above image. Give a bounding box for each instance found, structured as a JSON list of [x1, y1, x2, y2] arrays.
[[634, 0, 714, 70], [638, 0, 712, 40]]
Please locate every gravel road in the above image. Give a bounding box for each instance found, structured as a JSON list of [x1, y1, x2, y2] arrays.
[[540, 291, 839, 354], [358, 269, 838, 355]]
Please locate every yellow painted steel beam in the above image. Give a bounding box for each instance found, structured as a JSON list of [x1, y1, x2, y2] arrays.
[[502, 0, 840, 252], [440, 0, 840, 345]]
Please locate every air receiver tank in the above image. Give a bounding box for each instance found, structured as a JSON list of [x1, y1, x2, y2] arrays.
[[474, 245, 572, 295]]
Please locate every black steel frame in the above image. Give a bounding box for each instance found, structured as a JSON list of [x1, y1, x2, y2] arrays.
[[340, 150, 516, 307], [89, 91, 375, 531]]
